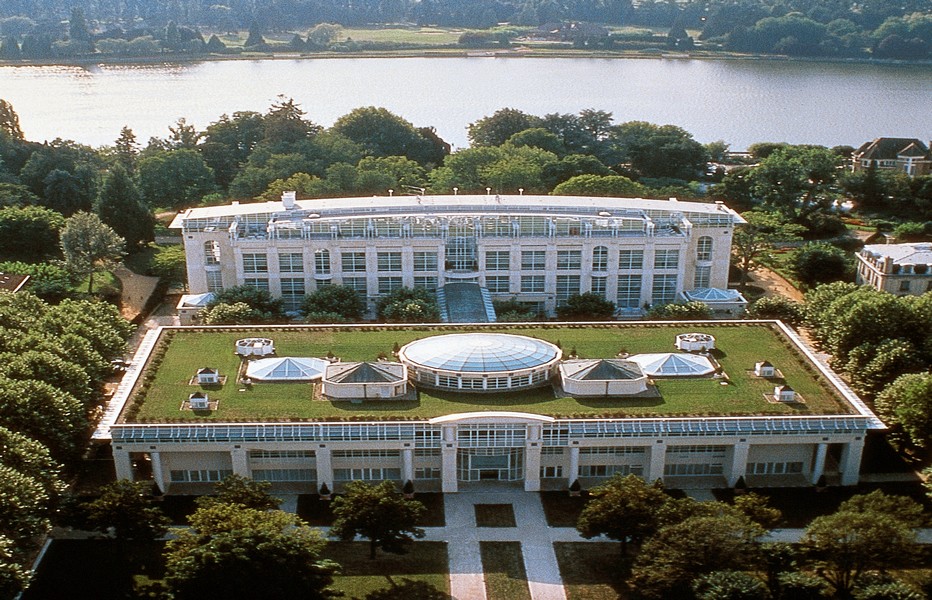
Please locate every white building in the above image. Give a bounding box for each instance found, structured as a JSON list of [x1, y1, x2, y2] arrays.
[[856, 243, 932, 296], [170, 193, 744, 317]]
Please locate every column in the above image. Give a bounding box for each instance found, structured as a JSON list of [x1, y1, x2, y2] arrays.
[[525, 443, 542, 492], [231, 447, 249, 477], [839, 437, 865, 486], [402, 447, 414, 483], [150, 452, 166, 493], [567, 446, 580, 486], [647, 441, 666, 483], [811, 443, 828, 485], [113, 447, 133, 481], [727, 441, 749, 487], [316, 446, 333, 491], [441, 445, 458, 493]]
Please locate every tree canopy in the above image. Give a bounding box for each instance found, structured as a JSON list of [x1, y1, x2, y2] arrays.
[[329, 480, 426, 559]]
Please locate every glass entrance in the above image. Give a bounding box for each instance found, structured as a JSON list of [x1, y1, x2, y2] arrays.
[[457, 448, 524, 481]]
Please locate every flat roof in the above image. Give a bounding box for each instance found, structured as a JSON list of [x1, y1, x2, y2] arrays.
[[120, 322, 877, 425]]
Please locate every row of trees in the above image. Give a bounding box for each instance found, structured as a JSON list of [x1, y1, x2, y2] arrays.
[[0, 291, 133, 598], [578, 474, 929, 599]]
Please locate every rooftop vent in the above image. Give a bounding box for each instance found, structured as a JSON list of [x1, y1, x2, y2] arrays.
[[282, 191, 296, 209]]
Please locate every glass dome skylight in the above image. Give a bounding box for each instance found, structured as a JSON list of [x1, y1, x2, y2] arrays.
[[399, 333, 561, 373]]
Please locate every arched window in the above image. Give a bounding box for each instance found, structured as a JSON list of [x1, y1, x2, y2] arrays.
[[696, 236, 713, 262], [592, 246, 608, 271], [204, 241, 220, 266]]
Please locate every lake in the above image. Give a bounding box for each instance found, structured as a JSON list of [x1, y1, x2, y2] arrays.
[[0, 56, 929, 151]]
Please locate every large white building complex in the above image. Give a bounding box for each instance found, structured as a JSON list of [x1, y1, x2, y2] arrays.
[[171, 193, 745, 318], [100, 321, 883, 496], [856, 242, 932, 296]]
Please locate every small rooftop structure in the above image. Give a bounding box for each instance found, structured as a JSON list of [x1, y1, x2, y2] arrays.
[[235, 338, 275, 357], [0, 273, 30, 294], [675, 333, 716, 352], [755, 361, 775, 378], [774, 384, 796, 403], [629, 352, 716, 377], [188, 392, 209, 410], [245, 357, 329, 382], [322, 361, 408, 400], [196, 368, 219, 385], [559, 359, 649, 397], [681, 288, 748, 317], [176, 293, 216, 325]]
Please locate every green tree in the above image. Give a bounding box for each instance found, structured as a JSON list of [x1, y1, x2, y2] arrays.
[[0, 99, 23, 140], [332, 107, 446, 166], [845, 337, 925, 398], [112, 126, 139, 172], [0, 534, 30, 600], [733, 492, 783, 530], [302, 285, 366, 321], [60, 211, 125, 294], [137, 149, 216, 209], [85, 480, 170, 541], [330, 480, 426, 559], [747, 296, 804, 326], [775, 571, 829, 600], [95, 164, 154, 248], [507, 127, 567, 156], [0, 205, 66, 259], [852, 581, 924, 600], [647, 301, 712, 320], [0, 183, 39, 208], [376, 287, 440, 323], [198, 474, 281, 511], [693, 570, 771, 600], [263, 97, 321, 148], [0, 377, 86, 461], [802, 510, 917, 598], [838, 490, 925, 529], [211, 285, 284, 316], [607, 121, 709, 180], [0, 425, 63, 500], [874, 373, 932, 448], [746, 146, 841, 223], [731, 210, 805, 290], [791, 243, 853, 289], [556, 292, 616, 320], [165, 503, 338, 600], [0, 464, 52, 546], [468, 108, 541, 147], [0, 350, 93, 407], [576, 474, 671, 556], [149, 244, 187, 287], [552, 173, 646, 197], [201, 301, 264, 325], [244, 21, 266, 47]]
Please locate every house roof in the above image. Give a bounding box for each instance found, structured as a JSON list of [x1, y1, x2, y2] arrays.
[[855, 138, 931, 161], [560, 359, 645, 381], [326, 361, 405, 384], [197, 368, 218, 374], [861, 243, 932, 265], [245, 357, 329, 381]]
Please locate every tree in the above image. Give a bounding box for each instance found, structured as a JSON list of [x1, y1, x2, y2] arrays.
[[556, 292, 616, 320], [733, 492, 782, 530], [731, 211, 805, 289], [747, 296, 804, 326], [0, 535, 30, 600], [692, 570, 771, 600], [201, 301, 264, 325], [331, 107, 446, 166], [576, 474, 671, 556], [113, 126, 139, 171], [0, 99, 23, 140], [0, 425, 62, 500], [363, 579, 450, 600], [210, 285, 284, 319], [302, 285, 366, 321], [552, 173, 646, 197], [746, 146, 841, 223], [85, 480, 169, 541], [647, 301, 712, 320], [0, 350, 93, 407], [0, 183, 39, 208], [165, 503, 338, 600], [0, 377, 86, 461], [60, 212, 125, 294], [149, 244, 187, 287], [608, 121, 709, 180], [467, 108, 541, 147], [874, 373, 932, 448], [307, 24, 341, 49], [244, 21, 266, 48], [852, 581, 925, 600], [802, 510, 917, 598], [198, 474, 280, 511], [0, 464, 52, 546], [775, 572, 829, 600], [95, 164, 154, 248], [838, 490, 925, 529], [791, 243, 852, 289], [330, 480, 426, 559], [0, 205, 66, 258], [137, 149, 216, 208], [376, 287, 440, 323]]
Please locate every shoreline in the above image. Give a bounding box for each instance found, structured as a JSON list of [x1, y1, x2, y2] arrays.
[[2, 48, 931, 69]]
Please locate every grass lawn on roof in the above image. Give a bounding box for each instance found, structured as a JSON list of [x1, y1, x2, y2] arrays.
[[127, 323, 852, 422]]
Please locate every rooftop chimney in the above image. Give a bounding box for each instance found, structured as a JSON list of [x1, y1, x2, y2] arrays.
[[282, 191, 296, 210]]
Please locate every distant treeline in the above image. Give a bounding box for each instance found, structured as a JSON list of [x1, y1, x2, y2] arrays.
[[0, 0, 930, 59]]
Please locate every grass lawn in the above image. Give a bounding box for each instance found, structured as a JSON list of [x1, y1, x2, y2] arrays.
[[554, 542, 628, 600], [480, 541, 531, 600], [297, 492, 445, 527], [323, 541, 449, 599], [540, 492, 590, 527], [474, 504, 517, 527], [72, 269, 120, 295], [129, 323, 851, 422]]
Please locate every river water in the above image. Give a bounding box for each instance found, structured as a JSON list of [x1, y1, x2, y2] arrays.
[[0, 57, 929, 151]]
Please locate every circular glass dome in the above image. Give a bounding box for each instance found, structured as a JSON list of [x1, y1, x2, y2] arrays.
[[398, 333, 562, 392]]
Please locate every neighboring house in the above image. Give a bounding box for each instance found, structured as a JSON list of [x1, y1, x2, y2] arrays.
[[856, 242, 932, 296], [0, 273, 30, 294], [852, 138, 932, 178], [170, 192, 745, 319]]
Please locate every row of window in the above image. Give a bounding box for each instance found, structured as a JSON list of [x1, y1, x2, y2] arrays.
[[170, 469, 233, 483], [249, 450, 315, 460], [334, 467, 402, 481], [333, 449, 400, 458]]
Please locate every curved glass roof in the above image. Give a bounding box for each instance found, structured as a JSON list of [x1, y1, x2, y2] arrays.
[[399, 334, 561, 373]]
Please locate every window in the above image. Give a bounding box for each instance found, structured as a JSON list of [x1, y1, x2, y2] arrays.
[[652, 274, 678, 305], [206, 270, 223, 293], [697, 236, 713, 261], [618, 250, 644, 270], [413, 251, 438, 271], [252, 469, 315, 482], [377, 251, 402, 272], [170, 469, 233, 483], [279, 252, 304, 273], [617, 275, 642, 308], [334, 468, 401, 481], [540, 466, 563, 478], [664, 463, 723, 476], [654, 249, 679, 269], [694, 265, 711, 288], [556, 275, 580, 305], [521, 275, 545, 293], [557, 249, 582, 270], [486, 251, 510, 271], [747, 462, 803, 475], [590, 277, 607, 298], [342, 251, 366, 273], [378, 277, 403, 294], [314, 249, 331, 275], [414, 467, 441, 479], [242, 253, 268, 274], [204, 241, 220, 266], [522, 250, 546, 271], [592, 246, 608, 271], [280, 278, 305, 311], [486, 275, 510, 293], [414, 276, 438, 291], [333, 449, 400, 458], [243, 277, 269, 292], [343, 277, 367, 295], [900, 281, 911, 292]]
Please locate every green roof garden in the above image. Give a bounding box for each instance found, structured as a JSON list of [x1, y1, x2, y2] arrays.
[[122, 322, 856, 423]]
